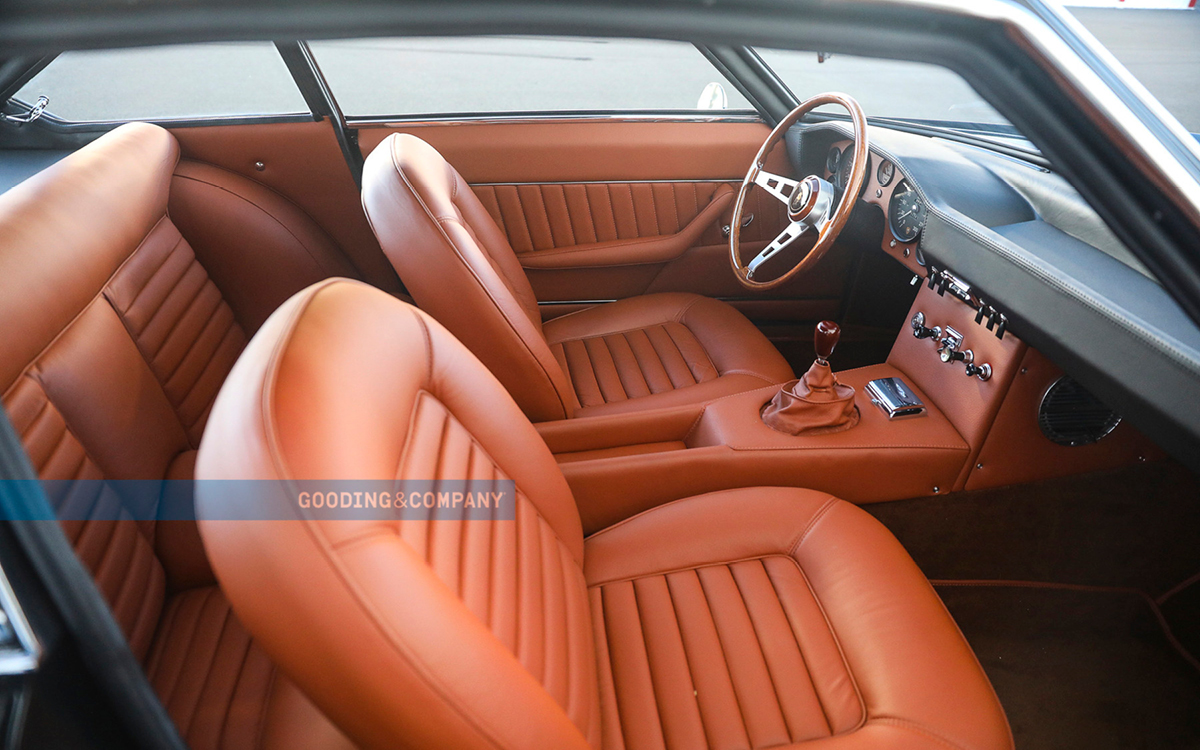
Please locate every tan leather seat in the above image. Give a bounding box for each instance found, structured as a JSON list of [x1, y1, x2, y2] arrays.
[[0, 122, 354, 749], [196, 278, 1013, 750], [361, 134, 794, 422]]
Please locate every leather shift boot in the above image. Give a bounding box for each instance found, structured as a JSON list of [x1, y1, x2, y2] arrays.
[[761, 360, 859, 435]]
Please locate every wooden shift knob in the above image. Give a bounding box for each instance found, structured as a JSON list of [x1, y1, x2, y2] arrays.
[[814, 320, 841, 362]]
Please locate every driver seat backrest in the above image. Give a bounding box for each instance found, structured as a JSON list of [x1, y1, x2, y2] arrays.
[[197, 278, 600, 750], [361, 133, 581, 421]]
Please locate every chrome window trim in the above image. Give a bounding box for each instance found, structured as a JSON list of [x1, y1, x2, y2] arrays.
[[350, 112, 764, 127]]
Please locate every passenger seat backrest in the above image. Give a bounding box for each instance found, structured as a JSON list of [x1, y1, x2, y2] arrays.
[[361, 134, 580, 422], [195, 279, 601, 750]]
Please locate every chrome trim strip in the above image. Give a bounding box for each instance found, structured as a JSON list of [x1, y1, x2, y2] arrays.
[[0, 559, 40, 676], [537, 299, 616, 305], [351, 113, 764, 127]]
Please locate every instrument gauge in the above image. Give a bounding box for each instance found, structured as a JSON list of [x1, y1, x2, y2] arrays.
[[825, 146, 841, 177], [877, 160, 895, 187], [836, 144, 869, 197], [888, 179, 923, 243]]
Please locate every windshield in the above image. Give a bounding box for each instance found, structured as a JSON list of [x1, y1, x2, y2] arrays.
[[754, 47, 1013, 134]]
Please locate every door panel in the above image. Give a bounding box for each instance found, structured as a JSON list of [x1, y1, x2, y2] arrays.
[[357, 119, 857, 317], [169, 120, 404, 296]]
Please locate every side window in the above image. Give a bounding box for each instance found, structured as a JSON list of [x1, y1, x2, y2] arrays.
[[13, 43, 309, 123], [307, 36, 754, 118]]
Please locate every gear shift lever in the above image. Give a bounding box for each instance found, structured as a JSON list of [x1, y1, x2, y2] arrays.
[[761, 320, 859, 435], [814, 320, 840, 365]]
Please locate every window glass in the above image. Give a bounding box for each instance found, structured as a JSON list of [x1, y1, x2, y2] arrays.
[[307, 36, 754, 117], [14, 43, 309, 122], [755, 48, 1011, 131]]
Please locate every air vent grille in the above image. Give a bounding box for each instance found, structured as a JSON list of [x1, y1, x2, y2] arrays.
[[1038, 376, 1121, 447]]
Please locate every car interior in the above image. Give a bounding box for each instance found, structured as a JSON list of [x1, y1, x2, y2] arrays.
[[0, 28, 1198, 750]]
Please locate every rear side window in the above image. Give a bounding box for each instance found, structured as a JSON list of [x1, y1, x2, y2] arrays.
[[307, 36, 754, 118], [13, 42, 309, 122]]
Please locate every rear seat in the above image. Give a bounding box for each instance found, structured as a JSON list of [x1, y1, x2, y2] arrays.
[[0, 122, 355, 749]]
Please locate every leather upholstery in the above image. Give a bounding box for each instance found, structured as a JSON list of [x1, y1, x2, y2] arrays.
[[543, 294, 794, 418], [761, 361, 859, 436], [197, 279, 600, 750], [361, 134, 793, 421], [586, 488, 1013, 750], [196, 278, 1012, 750], [473, 181, 733, 254], [169, 159, 364, 332], [0, 122, 349, 748]]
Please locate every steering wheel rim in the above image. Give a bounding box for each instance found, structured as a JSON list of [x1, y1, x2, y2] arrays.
[[729, 93, 869, 290]]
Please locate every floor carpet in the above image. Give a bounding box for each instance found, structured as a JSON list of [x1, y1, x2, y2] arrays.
[[935, 582, 1200, 749]]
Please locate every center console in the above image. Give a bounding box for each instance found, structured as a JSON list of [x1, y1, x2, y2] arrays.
[[539, 273, 1159, 535]]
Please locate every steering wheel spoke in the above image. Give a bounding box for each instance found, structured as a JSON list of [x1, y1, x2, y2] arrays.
[[753, 169, 801, 206], [746, 221, 808, 280]]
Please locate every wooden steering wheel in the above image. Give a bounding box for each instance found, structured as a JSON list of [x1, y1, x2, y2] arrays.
[[730, 93, 868, 289]]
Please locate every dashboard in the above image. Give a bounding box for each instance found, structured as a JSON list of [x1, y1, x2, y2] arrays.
[[789, 119, 1200, 472]]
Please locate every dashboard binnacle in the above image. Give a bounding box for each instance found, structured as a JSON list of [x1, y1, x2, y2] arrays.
[[822, 137, 926, 274]]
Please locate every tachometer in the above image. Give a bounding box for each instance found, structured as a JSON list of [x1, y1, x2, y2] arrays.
[[825, 146, 841, 177], [888, 179, 923, 243], [836, 143, 869, 197]]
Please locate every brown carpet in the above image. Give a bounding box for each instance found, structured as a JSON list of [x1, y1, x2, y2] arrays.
[[936, 582, 1200, 750]]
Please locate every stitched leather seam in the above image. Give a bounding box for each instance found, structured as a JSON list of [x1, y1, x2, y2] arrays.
[[660, 574, 712, 747], [681, 409, 708, 443], [558, 185, 577, 246], [726, 562, 799, 740], [598, 335, 632, 402], [628, 580, 674, 746], [549, 320, 696, 347], [788, 496, 838, 557], [533, 183, 553, 251], [715, 368, 780, 384], [592, 555, 867, 737], [692, 567, 756, 745], [758, 558, 837, 737], [176, 601, 236, 736], [118, 223, 184, 318], [581, 186, 598, 244], [253, 663, 279, 750], [790, 559, 869, 734], [388, 142, 569, 418], [729, 443, 968, 452], [871, 717, 979, 750], [589, 553, 804, 589]]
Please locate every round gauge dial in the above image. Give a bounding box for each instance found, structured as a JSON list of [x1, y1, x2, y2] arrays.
[[825, 146, 841, 177], [836, 144, 869, 196], [888, 179, 923, 243], [877, 160, 895, 187]]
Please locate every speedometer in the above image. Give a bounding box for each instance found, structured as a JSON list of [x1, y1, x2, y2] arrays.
[[888, 179, 923, 243]]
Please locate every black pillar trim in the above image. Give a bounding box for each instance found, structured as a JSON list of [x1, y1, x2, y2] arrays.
[[274, 40, 364, 188]]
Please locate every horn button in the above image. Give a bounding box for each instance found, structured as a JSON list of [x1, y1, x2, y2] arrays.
[[788, 175, 835, 229]]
